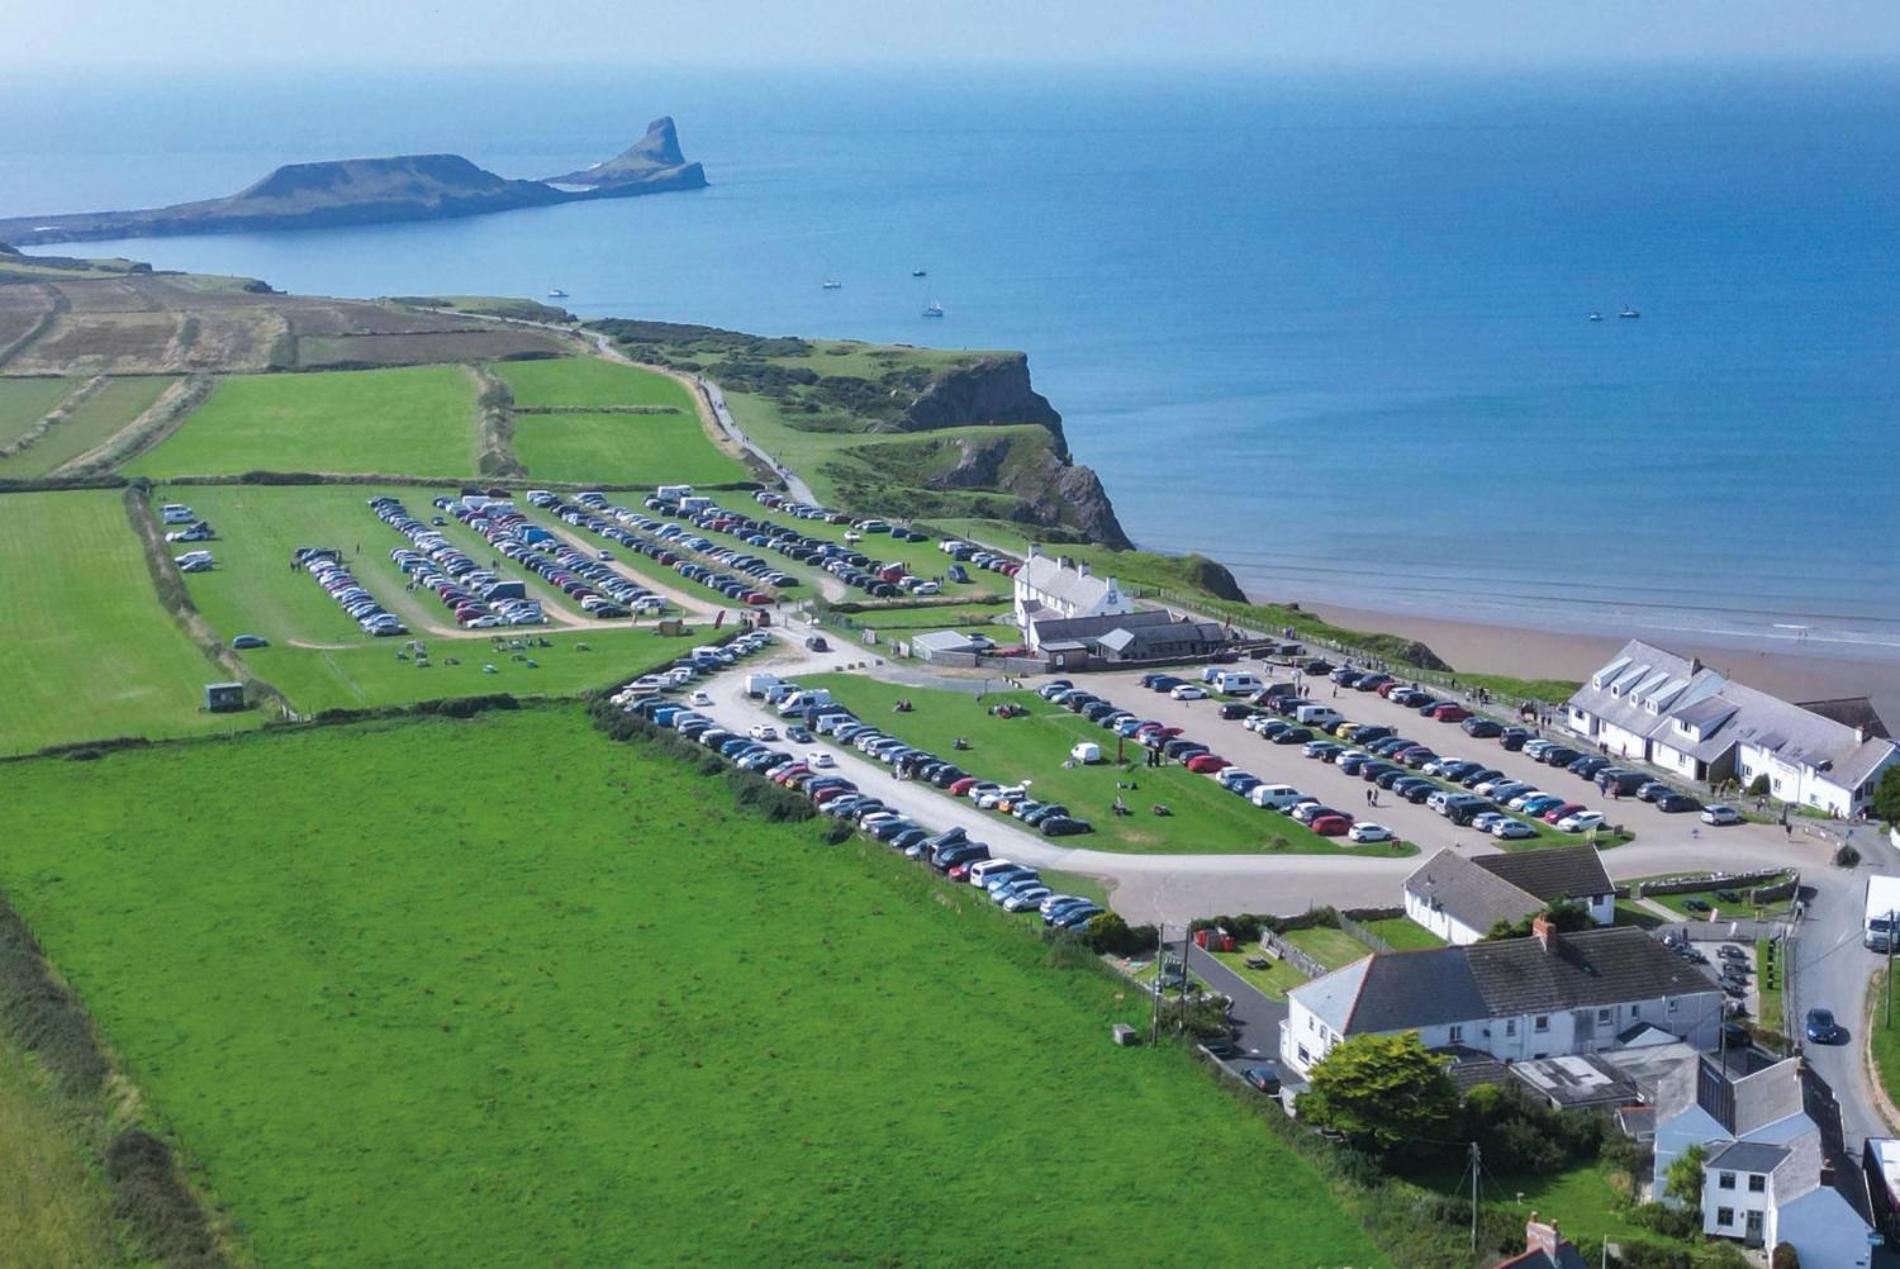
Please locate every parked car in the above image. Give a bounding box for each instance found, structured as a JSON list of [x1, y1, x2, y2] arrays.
[[1557, 810, 1605, 833], [231, 634, 269, 649], [1348, 822, 1393, 844], [1242, 1065, 1283, 1094], [1310, 814, 1353, 836], [1490, 818, 1537, 841], [1657, 793, 1703, 814], [1701, 804, 1743, 826], [1461, 717, 1502, 738], [1170, 684, 1207, 701]]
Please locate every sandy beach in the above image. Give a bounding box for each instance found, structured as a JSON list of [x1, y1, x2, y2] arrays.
[[1309, 601, 1900, 723]]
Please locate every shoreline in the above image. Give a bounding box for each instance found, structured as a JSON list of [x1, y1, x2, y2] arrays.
[[1302, 599, 1900, 721]]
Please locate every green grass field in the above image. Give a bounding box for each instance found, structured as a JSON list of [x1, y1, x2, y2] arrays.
[[514, 411, 748, 485], [1284, 926, 1375, 971], [0, 490, 254, 755], [159, 485, 694, 713], [0, 710, 1381, 1265], [1633, 873, 1794, 921], [800, 673, 1417, 857], [1209, 949, 1310, 1001], [130, 366, 478, 478], [496, 358, 749, 486], [0, 377, 77, 447], [0, 376, 173, 478]]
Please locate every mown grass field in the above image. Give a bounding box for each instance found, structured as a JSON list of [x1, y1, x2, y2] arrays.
[[164, 485, 693, 713], [0, 709, 1382, 1266], [497, 357, 749, 485], [130, 366, 477, 477], [1359, 915, 1447, 950], [0, 376, 174, 478], [0, 490, 253, 755], [0, 377, 76, 446], [802, 673, 1416, 857]]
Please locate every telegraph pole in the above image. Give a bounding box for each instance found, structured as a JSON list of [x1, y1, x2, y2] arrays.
[[1150, 923, 1164, 1043], [1887, 909, 1895, 1028], [1469, 1142, 1481, 1253]]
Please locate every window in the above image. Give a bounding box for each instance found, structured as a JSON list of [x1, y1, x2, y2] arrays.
[[1748, 1175, 1765, 1193], [1297, 1045, 1310, 1064], [1718, 1172, 1736, 1190], [1308, 1016, 1316, 1032], [1505, 1019, 1518, 1037], [1717, 1207, 1734, 1228], [1597, 1008, 1613, 1025], [1534, 1015, 1550, 1033], [1667, 998, 1679, 1014], [1448, 1024, 1464, 1043], [1630, 1003, 1642, 1018]]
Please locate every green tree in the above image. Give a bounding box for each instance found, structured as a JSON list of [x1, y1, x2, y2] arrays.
[[1484, 897, 1592, 942], [1296, 1032, 1458, 1158], [1873, 765, 1900, 827], [1664, 1143, 1706, 1206]]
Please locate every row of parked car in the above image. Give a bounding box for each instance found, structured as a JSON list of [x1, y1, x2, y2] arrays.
[[444, 496, 663, 619], [368, 497, 546, 628], [679, 498, 928, 599], [610, 664, 1105, 929], [294, 546, 407, 637], [529, 491, 782, 606]]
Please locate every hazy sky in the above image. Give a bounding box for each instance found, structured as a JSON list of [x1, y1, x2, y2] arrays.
[[11, 0, 1900, 70]]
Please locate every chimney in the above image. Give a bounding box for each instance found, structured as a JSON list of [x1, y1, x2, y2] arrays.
[[1524, 1214, 1563, 1259], [1077, 561, 1091, 578], [1057, 556, 1074, 573], [1026, 542, 1042, 560], [1691, 656, 1703, 674], [1532, 913, 1554, 952]]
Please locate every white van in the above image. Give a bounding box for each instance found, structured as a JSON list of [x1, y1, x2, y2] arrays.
[[1070, 741, 1103, 764], [160, 503, 195, 524], [778, 688, 834, 717], [744, 672, 783, 699], [1214, 670, 1262, 695], [1295, 705, 1344, 728], [1249, 783, 1307, 810], [968, 858, 1021, 888]]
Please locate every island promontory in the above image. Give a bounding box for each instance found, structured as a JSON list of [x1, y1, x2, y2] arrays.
[[0, 117, 706, 247]]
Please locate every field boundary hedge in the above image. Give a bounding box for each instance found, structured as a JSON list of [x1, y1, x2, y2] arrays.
[[122, 481, 295, 720], [58, 372, 213, 478], [0, 891, 234, 1265], [470, 364, 526, 480], [0, 373, 102, 460]]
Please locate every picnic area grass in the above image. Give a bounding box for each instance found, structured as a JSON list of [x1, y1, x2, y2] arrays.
[[800, 673, 1417, 857], [0, 708, 1382, 1265], [1633, 873, 1794, 922], [1283, 926, 1375, 971], [0, 375, 174, 478], [161, 484, 697, 713], [1210, 949, 1310, 1001], [0, 377, 78, 446], [0, 489, 255, 755], [129, 366, 478, 477], [1358, 916, 1446, 950]]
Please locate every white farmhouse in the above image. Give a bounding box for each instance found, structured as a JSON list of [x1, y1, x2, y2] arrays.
[[1565, 639, 1898, 818], [1281, 917, 1722, 1077], [1403, 846, 1616, 946], [1012, 546, 1132, 637]]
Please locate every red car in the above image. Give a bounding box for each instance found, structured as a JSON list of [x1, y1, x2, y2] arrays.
[[1184, 753, 1232, 774], [1310, 814, 1354, 836], [1431, 704, 1471, 723], [1543, 802, 1587, 824], [948, 777, 979, 797], [810, 786, 852, 806]]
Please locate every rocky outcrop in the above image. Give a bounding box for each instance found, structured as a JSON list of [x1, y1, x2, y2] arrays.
[[897, 354, 1068, 452], [0, 121, 707, 247], [1397, 640, 1452, 672], [925, 431, 1130, 549], [545, 117, 708, 193]]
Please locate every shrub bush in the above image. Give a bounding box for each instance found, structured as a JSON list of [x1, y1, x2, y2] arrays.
[[1632, 1201, 1700, 1240], [1615, 1242, 1691, 1269], [1747, 774, 1771, 797], [1771, 1242, 1800, 1269], [106, 1129, 218, 1266], [1836, 843, 1862, 867], [819, 820, 855, 845]]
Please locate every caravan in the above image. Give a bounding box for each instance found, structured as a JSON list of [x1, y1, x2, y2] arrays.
[[1213, 670, 1261, 696]]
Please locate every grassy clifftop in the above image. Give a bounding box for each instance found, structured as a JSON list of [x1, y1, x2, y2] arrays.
[[589, 319, 1131, 546]]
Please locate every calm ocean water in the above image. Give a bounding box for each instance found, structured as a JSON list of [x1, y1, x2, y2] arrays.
[[6, 65, 1898, 660]]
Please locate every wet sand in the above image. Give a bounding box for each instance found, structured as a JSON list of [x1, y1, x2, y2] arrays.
[[1308, 602, 1900, 722]]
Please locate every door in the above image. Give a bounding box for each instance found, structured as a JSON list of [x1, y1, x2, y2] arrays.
[[1744, 1210, 1763, 1246]]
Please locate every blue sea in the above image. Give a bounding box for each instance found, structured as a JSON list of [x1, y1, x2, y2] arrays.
[[6, 64, 1899, 663]]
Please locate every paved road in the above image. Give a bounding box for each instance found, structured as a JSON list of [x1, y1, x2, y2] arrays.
[[692, 376, 819, 505], [1187, 942, 1287, 1063]]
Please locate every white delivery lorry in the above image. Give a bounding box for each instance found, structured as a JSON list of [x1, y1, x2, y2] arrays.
[[1865, 874, 1900, 951], [744, 672, 783, 699]]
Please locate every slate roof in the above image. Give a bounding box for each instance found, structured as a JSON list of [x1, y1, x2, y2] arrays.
[[1405, 849, 1544, 934], [1696, 1055, 1804, 1136], [1016, 553, 1121, 612], [1465, 927, 1718, 1016], [1296, 927, 1720, 1038], [1030, 608, 1172, 644], [911, 630, 981, 654], [1570, 639, 1900, 792], [1475, 846, 1615, 903], [1705, 1140, 1790, 1174]]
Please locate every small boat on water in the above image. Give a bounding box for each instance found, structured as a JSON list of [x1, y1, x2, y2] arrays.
[[821, 278, 843, 290], [1619, 307, 1640, 319], [922, 300, 944, 318], [1587, 311, 1603, 322], [912, 268, 928, 277], [547, 287, 569, 298]]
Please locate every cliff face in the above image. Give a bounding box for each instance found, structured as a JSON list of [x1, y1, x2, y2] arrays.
[[923, 431, 1130, 549], [897, 354, 1067, 454], [0, 121, 706, 247]]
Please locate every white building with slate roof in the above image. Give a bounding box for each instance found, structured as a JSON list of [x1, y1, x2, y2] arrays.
[[1281, 917, 1722, 1076], [1011, 546, 1132, 634], [1565, 639, 1898, 817]]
